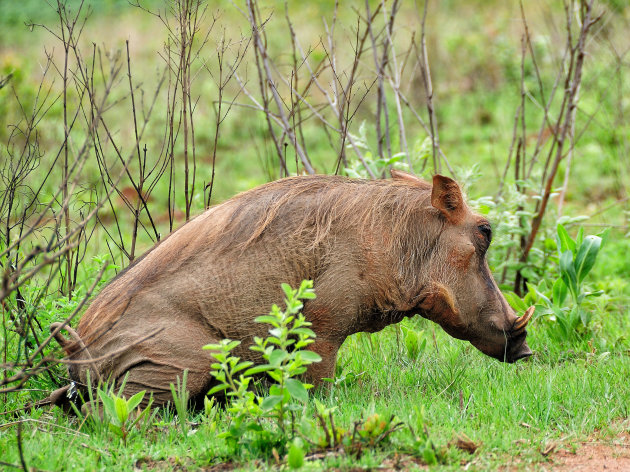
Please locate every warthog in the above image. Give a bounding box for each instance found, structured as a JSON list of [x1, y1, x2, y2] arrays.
[[50, 171, 532, 408]]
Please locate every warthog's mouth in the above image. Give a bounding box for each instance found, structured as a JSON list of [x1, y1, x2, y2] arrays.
[[505, 342, 533, 363], [472, 335, 533, 363], [505, 306, 535, 363]]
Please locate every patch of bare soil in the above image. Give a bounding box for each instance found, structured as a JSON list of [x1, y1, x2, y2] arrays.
[[134, 457, 189, 471], [550, 432, 630, 472], [135, 457, 237, 471]]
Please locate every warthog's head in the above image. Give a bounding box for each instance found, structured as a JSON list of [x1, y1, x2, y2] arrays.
[[413, 173, 533, 363]]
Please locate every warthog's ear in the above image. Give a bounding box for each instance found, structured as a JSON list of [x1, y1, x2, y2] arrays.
[[431, 174, 466, 224], [391, 169, 422, 184]]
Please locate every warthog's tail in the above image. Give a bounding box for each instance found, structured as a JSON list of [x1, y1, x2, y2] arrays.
[[49, 321, 100, 379], [49, 322, 83, 354], [45, 322, 93, 413], [0, 384, 72, 417]]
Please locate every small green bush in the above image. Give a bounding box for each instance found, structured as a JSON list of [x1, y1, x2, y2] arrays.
[[506, 224, 609, 345], [203, 280, 321, 457]]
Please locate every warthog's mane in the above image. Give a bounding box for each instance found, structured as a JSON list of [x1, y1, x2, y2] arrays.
[[196, 174, 447, 295], [214, 174, 439, 250]]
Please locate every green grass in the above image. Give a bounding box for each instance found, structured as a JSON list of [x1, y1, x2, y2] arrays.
[[1, 0, 629, 470], [2, 318, 630, 470]]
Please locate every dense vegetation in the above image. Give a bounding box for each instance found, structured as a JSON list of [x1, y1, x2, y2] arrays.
[[1, 0, 629, 470]]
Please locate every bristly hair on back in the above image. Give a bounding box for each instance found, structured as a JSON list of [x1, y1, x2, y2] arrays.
[[204, 175, 444, 281]]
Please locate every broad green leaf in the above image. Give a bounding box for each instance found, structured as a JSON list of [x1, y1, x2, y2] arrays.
[[552, 278, 568, 307], [267, 371, 283, 383], [535, 306, 555, 317], [254, 315, 280, 327], [299, 350, 322, 363], [285, 378, 309, 402], [269, 328, 283, 339], [386, 155, 404, 165], [559, 250, 578, 300], [126, 390, 145, 412], [534, 288, 552, 307], [269, 349, 288, 366], [211, 371, 226, 382], [576, 227, 584, 248], [292, 327, 316, 337], [114, 396, 129, 423], [208, 384, 230, 395], [261, 395, 283, 410], [243, 364, 272, 376], [98, 390, 116, 417], [281, 283, 294, 299], [232, 361, 254, 374], [202, 343, 223, 351], [574, 235, 602, 284], [504, 291, 528, 312], [291, 366, 308, 376], [556, 224, 575, 255], [295, 339, 315, 350], [226, 340, 241, 351]]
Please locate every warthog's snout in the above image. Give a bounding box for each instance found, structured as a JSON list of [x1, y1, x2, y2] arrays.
[[505, 306, 534, 363], [506, 339, 533, 363]]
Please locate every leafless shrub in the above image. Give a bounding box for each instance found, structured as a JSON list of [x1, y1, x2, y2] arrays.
[[492, 0, 602, 294], [0, 0, 161, 395]]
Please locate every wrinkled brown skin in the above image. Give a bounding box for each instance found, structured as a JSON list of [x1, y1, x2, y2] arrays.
[[52, 171, 531, 408]]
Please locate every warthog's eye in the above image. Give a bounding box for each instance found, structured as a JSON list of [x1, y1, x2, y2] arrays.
[[478, 223, 492, 246]]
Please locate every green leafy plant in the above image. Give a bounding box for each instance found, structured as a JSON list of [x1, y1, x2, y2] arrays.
[[507, 224, 608, 343], [407, 405, 447, 465], [247, 281, 321, 433], [169, 369, 190, 437], [203, 338, 262, 453], [203, 280, 404, 462], [300, 399, 402, 457], [203, 280, 321, 456], [400, 320, 427, 361], [97, 384, 153, 445], [538, 224, 608, 341]]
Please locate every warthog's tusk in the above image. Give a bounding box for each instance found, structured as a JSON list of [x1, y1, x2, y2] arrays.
[[514, 306, 535, 332]]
